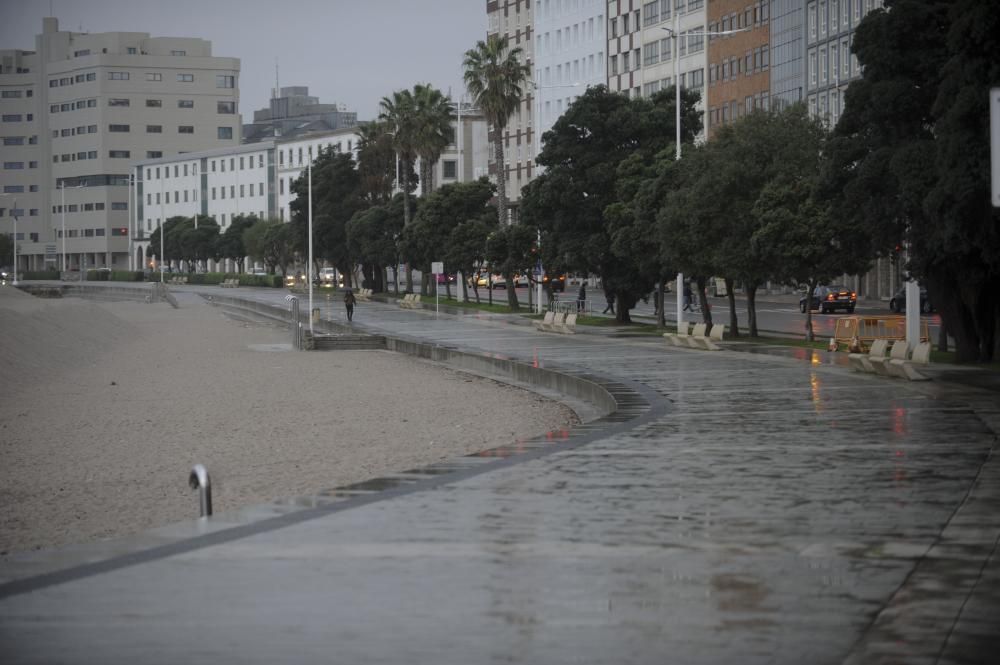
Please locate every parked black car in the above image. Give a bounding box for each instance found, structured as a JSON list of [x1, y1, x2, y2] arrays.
[[799, 285, 857, 314], [889, 286, 933, 314]]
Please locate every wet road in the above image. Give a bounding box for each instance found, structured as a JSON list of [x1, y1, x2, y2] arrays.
[[0, 286, 996, 664]]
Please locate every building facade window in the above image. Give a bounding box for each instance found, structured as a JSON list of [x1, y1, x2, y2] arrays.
[[216, 75, 235, 88], [178, 99, 194, 108], [146, 99, 162, 107], [108, 72, 129, 80], [146, 73, 162, 81], [217, 101, 235, 114], [179, 125, 194, 134], [177, 73, 194, 82]]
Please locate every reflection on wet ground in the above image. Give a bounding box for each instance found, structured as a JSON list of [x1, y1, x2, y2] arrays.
[[1, 286, 997, 664]]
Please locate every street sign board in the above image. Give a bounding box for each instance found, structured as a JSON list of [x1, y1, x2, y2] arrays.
[[431, 261, 443, 275], [44, 244, 57, 262], [992, 88, 1000, 207]]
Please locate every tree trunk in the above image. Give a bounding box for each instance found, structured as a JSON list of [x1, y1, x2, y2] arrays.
[[746, 284, 759, 337], [656, 281, 665, 329], [725, 278, 739, 338], [615, 290, 631, 324], [493, 133, 508, 227], [505, 268, 519, 310], [696, 276, 712, 326]]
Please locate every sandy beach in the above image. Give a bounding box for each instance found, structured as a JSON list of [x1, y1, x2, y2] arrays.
[[0, 286, 577, 558]]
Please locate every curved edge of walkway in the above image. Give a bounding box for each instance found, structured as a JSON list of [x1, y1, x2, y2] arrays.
[[0, 288, 670, 600]]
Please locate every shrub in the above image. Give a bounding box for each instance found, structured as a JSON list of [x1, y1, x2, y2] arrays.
[[23, 270, 60, 280]]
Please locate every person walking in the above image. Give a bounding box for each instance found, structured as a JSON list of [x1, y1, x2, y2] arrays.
[[682, 281, 694, 312], [577, 283, 587, 313], [344, 288, 357, 322], [602, 288, 615, 315]]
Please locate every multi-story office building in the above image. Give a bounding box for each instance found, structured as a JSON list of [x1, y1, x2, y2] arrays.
[[0, 17, 239, 274], [486, 0, 534, 221], [242, 86, 358, 144], [803, 0, 883, 128], [533, 0, 606, 165], [706, 0, 771, 137], [609, 0, 708, 138]]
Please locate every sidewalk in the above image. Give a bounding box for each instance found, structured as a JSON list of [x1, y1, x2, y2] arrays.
[[1, 284, 998, 664]]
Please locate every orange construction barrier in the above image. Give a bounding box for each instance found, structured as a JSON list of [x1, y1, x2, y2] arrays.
[[833, 315, 929, 352]]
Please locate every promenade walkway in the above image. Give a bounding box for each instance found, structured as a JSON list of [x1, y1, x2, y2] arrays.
[[1, 286, 998, 664]]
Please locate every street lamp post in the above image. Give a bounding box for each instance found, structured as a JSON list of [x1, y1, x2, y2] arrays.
[[530, 79, 582, 315], [159, 174, 165, 282], [307, 160, 314, 335], [661, 20, 752, 329]]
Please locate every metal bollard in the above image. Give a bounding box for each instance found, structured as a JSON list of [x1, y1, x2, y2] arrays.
[[188, 464, 213, 517]]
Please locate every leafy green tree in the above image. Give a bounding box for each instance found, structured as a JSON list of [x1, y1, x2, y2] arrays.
[[446, 213, 496, 302], [356, 121, 398, 204], [218, 213, 259, 273], [243, 218, 293, 274], [145, 216, 188, 270], [176, 215, 220, 271], [828, 0, 1000, 361], [289, 148, 365, 287], [379, 89, 421, 290], [463, 33, 531, 230], [413, 84, 454, 197], [346, 194, 406, 292], [0, 234, 14, 269], [485, 223, 536, 311], [522, 85, 701, 322]]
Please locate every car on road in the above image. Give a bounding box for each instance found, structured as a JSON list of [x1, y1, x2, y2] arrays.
[[492, 274, 529, 289], [799, 285, 857, 314], [542, 272, 566, 292], [889, 285, 933, 314]]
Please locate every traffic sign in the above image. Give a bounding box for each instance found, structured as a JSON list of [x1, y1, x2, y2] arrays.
[[431, 261, 443, 274]]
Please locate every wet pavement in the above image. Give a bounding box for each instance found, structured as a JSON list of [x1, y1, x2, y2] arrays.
[[1, 285, 998, 664]]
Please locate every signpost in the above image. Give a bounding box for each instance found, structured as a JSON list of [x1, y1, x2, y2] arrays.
[[431, 261, 443, 316]]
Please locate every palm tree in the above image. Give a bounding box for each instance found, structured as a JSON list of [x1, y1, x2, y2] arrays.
[[412, 83, 454, 197], [463, 34, 531, 229], [379, 89, 418, 290], [356, 121, 396, 204]]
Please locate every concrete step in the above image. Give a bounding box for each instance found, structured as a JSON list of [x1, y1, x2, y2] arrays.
[[307, 333, 385, 351]]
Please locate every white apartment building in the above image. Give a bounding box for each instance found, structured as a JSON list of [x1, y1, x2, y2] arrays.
[[135, 113, 490, 271], [533, 0, 606, 165], [608, 0, 708, 136], [0, 17, 239, 274], [486, 0, 534, 219]]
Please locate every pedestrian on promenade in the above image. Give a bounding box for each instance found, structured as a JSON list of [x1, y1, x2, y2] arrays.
[[577, 283, 587, 313], [682, 281, 694, 312], [602, 288, 615, 315], [344, 288, 357, 322]]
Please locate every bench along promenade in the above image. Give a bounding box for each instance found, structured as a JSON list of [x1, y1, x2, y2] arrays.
[[1, 283, 998, 664]]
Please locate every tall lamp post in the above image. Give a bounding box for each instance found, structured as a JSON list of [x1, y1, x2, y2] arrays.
[[530, 80, 582, 315], [662, 20, 752, 329], [159, 173, 165, 283], [307, 160, 314, 335], [1, 195, 17, 285]]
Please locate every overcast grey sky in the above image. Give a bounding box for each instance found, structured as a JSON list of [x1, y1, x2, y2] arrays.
[[1, 0, 486, 123]]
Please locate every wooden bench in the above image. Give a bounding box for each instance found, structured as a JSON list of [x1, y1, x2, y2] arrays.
[[354, 288, 372, 301], [534, 311, 555, 331], [663, 321, 690, 347], [848, 338, 888, 373], [554, 312, 577, 334], [870, 340, 909, 376], [889, 341, 931, 381]]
